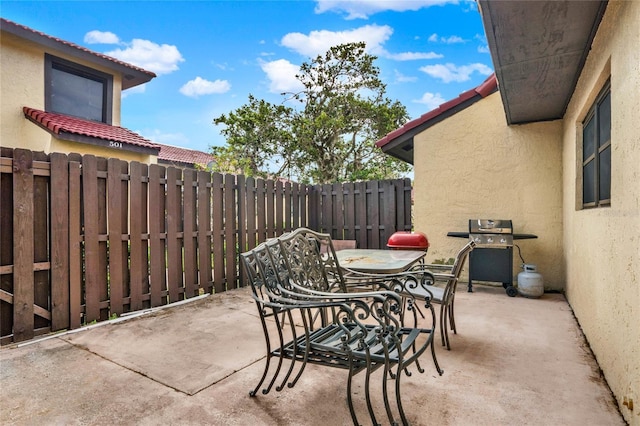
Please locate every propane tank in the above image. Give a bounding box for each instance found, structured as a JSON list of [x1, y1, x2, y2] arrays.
[[518, 264, 544, 298]]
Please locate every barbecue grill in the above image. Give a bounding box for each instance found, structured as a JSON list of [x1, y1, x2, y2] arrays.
[[447, 219, 537, 297]]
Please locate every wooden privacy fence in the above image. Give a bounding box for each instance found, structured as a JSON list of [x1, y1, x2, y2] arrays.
[[0, 148, 412, 344]]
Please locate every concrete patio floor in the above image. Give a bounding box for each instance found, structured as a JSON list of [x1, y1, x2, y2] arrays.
[[0, 284, 624, 425]]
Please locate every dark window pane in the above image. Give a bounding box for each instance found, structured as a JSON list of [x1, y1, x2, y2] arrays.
[[583, 161, 595, 204], [599, 146, 611, 201], [598, 91, 611, 147], [51, 67, 104, 122], [583, 116, 595, 162]]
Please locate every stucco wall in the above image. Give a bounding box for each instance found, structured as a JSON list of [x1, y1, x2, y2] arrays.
[[561, 1, 640, 423], [413, 92, 564, 290], [0, 30, 123, 151]]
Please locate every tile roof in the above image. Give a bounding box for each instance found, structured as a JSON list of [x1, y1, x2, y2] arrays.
[[1, 18, 155, 89], [158, 144, 215, 168], [375, 74, 498, 149], [23, 107, 160, 151]]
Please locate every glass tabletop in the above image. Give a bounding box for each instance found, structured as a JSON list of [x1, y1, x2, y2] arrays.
[[335, 249, 426, 274]]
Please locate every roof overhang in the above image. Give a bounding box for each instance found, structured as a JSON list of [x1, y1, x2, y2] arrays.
[[1, 18, 155, 89], [376, 75, 498, 164], [478, 0, 608, 124]]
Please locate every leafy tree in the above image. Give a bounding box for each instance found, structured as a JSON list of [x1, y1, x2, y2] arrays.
[[212, 42, 411, 183], [211, 94, 294, 178]]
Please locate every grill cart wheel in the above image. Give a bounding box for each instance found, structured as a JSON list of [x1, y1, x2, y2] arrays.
[[505, 285, 518, 297]]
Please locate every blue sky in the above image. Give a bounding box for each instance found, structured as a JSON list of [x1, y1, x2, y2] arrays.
[[2, 0, 494, 154]]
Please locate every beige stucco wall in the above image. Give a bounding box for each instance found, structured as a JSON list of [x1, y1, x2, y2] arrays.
[[413, 92, 564, 290], [561, 1, 640, 424]]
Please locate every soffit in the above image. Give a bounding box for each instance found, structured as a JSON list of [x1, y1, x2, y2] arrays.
[[478, 0, 607, 124]]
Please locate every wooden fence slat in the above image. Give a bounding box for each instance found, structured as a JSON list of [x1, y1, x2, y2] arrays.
[[292, 182, 300, 230], [284, 181, 292, 232], [0, 150, 14, 340], [212, 173, 225, 293], [356, 181, 367, 249], [378, 180, 391, 245], [403, 178, 412, 231], [344, 182, 356, 241], [82, 155, 101, 323], [224, 174, 237, 290], [107, 158, 124, 315], [129, 162, 143, 311], [334, 182, 344, 240], [12, 149, 34, 342], [166, 167, 182, 303], [256, 179, 266, 243], [183, 169, 197, 298], [198, 171, 213, 294], [32, 152, 49, 331], [97, 157, 109, 321], [246, 177, 257, 250], [50, 153, 69, 330], [266, 180, 275, 238], [148, 165, 166, 306], [275, 180, 284, 236], [68, 161, 82, 329], [369, 181, 380, 248]]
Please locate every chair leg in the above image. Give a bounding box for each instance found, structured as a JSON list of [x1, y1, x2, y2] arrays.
[[364, 349, 379, 425], [441, 304, 451, 350], [250, 314, 273, 397], [449, 301, 457, 334], [381, 340, 397, 425], [346, 354, 360, 426], [396, 356, 410, 426], [428, 303, 444, 375]]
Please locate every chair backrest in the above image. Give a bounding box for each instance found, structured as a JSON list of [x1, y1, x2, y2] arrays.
[[277, 228, 348, 293], [450, 240, 475, 280]]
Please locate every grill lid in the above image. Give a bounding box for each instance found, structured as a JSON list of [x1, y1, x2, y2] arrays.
[[469, 219, 513, 234], [387, 231, 429, 250]]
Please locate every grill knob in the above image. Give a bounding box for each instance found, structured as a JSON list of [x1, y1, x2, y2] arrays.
[[487, 237, 494, 243], [500, 237, 506, 244]]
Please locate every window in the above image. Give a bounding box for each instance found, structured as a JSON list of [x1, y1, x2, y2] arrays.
[[45, 54, 113, 123], [582, 81, 611, 208]]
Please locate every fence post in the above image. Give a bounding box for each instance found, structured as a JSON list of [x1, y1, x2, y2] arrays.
[[12, 149, 34, 342]]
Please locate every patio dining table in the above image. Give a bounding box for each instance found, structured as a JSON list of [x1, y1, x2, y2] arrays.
[[335, 249, 426, 274]]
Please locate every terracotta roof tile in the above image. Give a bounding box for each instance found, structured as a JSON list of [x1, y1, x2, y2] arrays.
[[158, 144, 215, 167], [23, 107, 160, 150], [376, 74, 498, 148]]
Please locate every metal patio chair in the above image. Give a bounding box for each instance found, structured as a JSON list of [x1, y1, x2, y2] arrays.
[[403, 240, 475, 350], [241, 230, 441, 425]]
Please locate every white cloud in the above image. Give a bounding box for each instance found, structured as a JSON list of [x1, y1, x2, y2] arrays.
[[477, 45, 490, 53], [314, 0, 458, 20], [413, 92, 446, 110], [419, 63, 493, 83], [106, 39, 184, 75], [84, 30, 120, 44], [385, 51, 443, 61], [281, 24, 441, 61], [259, 59, 304, 94], [394, 69, 417, 83], [428, 33, 467, 44], [179, 77, 231, 98], [281, 24, 393, 57]]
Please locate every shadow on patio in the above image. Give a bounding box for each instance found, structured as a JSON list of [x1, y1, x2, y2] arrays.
[[0, 284, 624, 425]]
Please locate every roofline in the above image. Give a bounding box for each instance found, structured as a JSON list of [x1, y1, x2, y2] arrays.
[[0, 18, 156, 90], [375, 74, 498, 164]]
